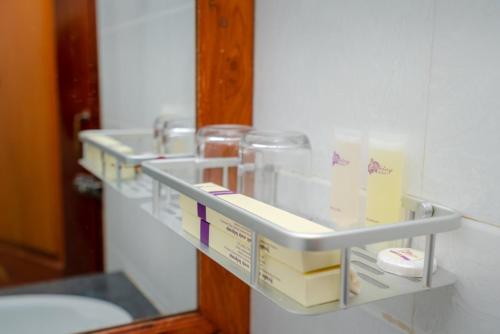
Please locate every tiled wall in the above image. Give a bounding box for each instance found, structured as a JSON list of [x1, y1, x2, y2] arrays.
[[252, 0, 500, 333], [96, 0, 197, 315], [98, 0, 195, 129]]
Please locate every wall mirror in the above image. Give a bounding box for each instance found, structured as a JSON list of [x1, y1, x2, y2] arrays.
[[0, 0, 253, 332], [97, 0, 198, 321]]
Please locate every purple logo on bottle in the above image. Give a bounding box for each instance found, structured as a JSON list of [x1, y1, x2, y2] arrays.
[[368, 158, 392, 175], [331, 151, 350, 167]]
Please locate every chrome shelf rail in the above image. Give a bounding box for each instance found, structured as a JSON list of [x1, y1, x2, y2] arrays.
[[79, 129, 195, 198]]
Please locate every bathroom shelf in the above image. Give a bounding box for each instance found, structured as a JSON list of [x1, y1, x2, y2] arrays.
[[79, 129, 195, 198], [141, 158, 461, 315]]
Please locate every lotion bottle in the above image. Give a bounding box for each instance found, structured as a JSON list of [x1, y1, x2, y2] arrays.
[[330, 130, 361, 230], [365, 135, 405, 252]]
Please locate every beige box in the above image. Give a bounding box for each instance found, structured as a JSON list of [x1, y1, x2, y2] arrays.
[[181, 211, 200, 239], [259, 254, 361, 307], [179, 183, 340, 272], [103, 145, 135, 181], [83, 143, 102, 173], [82, 135, 135, 180], [83, 135, 119, 173], [181, 212, 251, 269], [181, 213, 360, 307]]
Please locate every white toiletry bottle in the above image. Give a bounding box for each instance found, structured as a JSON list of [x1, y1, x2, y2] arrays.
[[330, 130, 362, 230]]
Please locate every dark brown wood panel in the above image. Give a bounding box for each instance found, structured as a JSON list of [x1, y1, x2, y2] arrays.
[[196, 1, 254, 333], [54, 0, 103, 275], [90, 313, 216, 334], [0, 242, 64, 288], [197, 0, 254, 127], [198, 253, 251, 334]]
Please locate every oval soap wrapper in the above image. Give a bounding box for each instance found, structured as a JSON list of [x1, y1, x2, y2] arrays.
[[377, 248, 437, 278]]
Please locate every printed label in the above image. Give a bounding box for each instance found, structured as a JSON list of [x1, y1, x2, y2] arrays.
[[330, 205, 342, 213], [368, 158, 393, 175], [260, 271, 276, 285], [259, 258, 281, 285], [331, 151, 350, 167], [227, 250, 250, 270], [259, 238, 278, 255], [390, 248, 423, 261], [221, 217, 252, 243]]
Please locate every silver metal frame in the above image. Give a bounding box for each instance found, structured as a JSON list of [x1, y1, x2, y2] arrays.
[[141, 157, 461, 314], [79, 129, 193, 166], [79, 129, 195, 198], [142, 158, 461, 251]]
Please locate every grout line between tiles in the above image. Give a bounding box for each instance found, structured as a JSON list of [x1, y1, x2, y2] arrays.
[[419, 0, 438, 198], [101, 2, 194, 36]]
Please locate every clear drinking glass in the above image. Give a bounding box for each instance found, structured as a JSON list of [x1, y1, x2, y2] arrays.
[[240, 130, 312, 216], [196, 124, 253, 191], [153, 114, 195, 155]]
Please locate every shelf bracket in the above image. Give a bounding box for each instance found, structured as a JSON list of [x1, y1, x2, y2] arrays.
[[423, 233, 436, 288], [116, 162, 122, 189], [250, 231, 259, 285], [101, 150, 106, 180], [340, 247, 351, 308], [152, 180, 161, 216]]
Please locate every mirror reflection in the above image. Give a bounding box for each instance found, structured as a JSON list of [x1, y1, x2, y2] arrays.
[[0, 0, 196, 332]]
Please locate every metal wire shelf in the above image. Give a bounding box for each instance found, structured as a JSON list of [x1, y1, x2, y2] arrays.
[[141, 157, 461, 315]]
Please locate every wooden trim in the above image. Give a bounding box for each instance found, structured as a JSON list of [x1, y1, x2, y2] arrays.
[[0, 242, 64, 288], [196, 0, 254, 127], [54, 0, 103, 276], [197, 253, 251, 334], [196, 0, 254, 333], [89, 313, 216, 334]]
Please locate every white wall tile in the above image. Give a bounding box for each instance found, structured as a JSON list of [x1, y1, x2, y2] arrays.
[[251, 291, 406, 334], [97, 0, 195, 129], [104, 186, 197, 314], [412, 219, 500, 334], [422, 0, 500, 224], [254, 0, 435, 194], [98, 0, 189, 30]]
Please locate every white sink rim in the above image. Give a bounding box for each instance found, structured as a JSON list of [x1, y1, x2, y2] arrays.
[[0, 294, 132, 334]]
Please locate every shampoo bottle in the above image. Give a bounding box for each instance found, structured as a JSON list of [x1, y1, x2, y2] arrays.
[[365, 136, 405, 252], [330, 130, 361, 230]]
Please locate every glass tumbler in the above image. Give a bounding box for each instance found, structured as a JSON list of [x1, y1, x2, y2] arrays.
[[240, 130, 312, 217], [196, 124, 252, 191], [153, 113, 195, 155]]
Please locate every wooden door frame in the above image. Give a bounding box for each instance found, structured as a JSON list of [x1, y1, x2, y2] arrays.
[[55, 0, 103, 277], [93, 0, 254, 333]]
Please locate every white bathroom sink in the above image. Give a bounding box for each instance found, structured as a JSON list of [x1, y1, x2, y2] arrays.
[[0, 294, 132, 334]]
